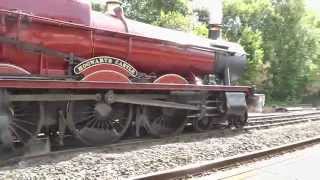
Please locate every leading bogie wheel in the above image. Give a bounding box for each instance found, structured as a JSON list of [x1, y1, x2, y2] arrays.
[[234, 112, 248, 129], [192, 117, 212, 132], [227, 112, 248, 129]]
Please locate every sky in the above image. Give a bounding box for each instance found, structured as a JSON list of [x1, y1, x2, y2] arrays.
[[308, 0, 320, 14]]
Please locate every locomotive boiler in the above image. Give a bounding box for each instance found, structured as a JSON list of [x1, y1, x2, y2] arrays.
[[0, 0, 252, 156]]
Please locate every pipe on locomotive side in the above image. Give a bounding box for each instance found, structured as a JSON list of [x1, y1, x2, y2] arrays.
[[0, 0, 246, 82]]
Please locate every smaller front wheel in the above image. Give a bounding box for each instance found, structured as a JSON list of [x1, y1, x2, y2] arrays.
[[228, 112, 248, 129], [193, 117, 212, 132]]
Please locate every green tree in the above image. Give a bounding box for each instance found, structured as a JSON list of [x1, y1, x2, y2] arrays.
[[192, 23, 209, 37], [122, 0, 190, 25], [238, 27, 265, 87], [93, 0, 206, 35], [223, 0, 320, 102], [152, 11, 192, 31], [223, 0, 270, 88], [265, 0, 318, 101], [91, 0, 197, 32], [91, 0, 104, 11]]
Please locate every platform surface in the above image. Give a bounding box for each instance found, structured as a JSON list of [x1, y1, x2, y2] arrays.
[[200, 143, 320, 180]]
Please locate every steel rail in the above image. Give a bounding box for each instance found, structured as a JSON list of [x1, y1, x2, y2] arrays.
[[245, 116, 320, 130], [248, 111, 320, 121], [247, 114, 320, 125], [130, 136, 320, 180]]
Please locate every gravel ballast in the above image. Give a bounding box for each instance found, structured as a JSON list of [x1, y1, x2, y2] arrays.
[[1, 121, 320, 180]]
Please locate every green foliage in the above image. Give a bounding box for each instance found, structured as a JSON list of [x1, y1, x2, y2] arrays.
[[91, 0, 202, 33], [223, 0, 320, 102], [152, 11, 192, 31], [122, 0, 190, 24], [238, 27, 265, 87], [192, 23, 209, 37], [91, 0, 104, 11], [123, 0, 208, 35], [223, 0, 268, 88]]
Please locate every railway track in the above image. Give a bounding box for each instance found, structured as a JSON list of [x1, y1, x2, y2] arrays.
[[1, 111, 320, 168], [246, 112, 320, 129], [130, 136, 320, 180], [248, 111, 320, 121]]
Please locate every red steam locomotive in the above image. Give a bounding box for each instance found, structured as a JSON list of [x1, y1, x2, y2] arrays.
[[0, 0, 253, 154]]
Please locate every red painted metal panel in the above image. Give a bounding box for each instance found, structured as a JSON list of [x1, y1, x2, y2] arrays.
[[0, 63, 30, 75], [82, 70, 130, 83], [1, 10, 93, 75], [0, 0, 91, 25], [0, 0, 217, 78], [154, 74, 189, 84]]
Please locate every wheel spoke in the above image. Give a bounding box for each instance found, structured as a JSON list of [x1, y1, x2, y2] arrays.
[[90, 119, 99, 129], [8, 126, 24, 144], [84, 118, 95, 128], [10, 122, 33, 137], [75, 115, 94, 124], [6, 102, 40, 146], [13, 118, 36, 126]]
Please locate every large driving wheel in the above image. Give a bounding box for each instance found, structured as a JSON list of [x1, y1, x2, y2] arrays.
[[0, 102, 40, 158], [144, 106, 187, 138], [68, 101, 132, 146]]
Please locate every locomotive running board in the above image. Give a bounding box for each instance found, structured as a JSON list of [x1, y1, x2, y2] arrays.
[[0, 79, 251, 92], [0, 79, 251, 110]]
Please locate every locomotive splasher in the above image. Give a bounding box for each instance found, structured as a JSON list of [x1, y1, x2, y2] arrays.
[[0, 0, 253, 157]]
